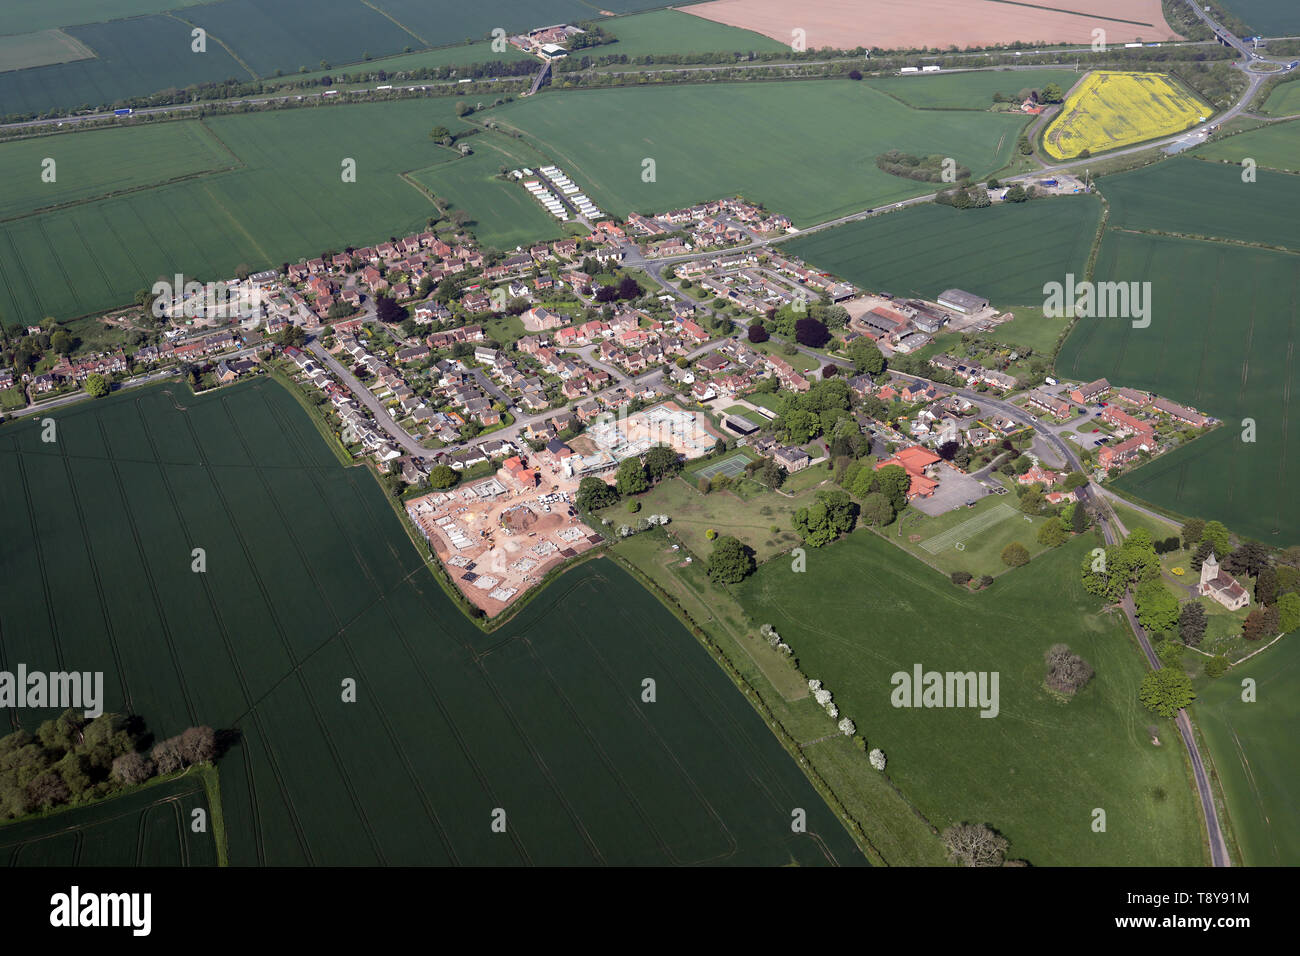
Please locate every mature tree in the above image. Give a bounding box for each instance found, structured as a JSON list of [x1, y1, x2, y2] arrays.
[[1001, 542, 1030, 568], [26, 770, 70, 810], [1178, 601, 1207, 647], [1224, 540, 1270, 578], [576, 476, 619, 511], [84, 373, 109, 398], [1040, 82, 1065, 103], [1070, 499, 1089, 534], [1190, 539, 1215, 571], [1037, 516, 1068, 548], [792, 489, 859, 547], [1201, 520, 1231, 558], [50, 329, 74, 354], [705, 535, 756, 584], [111, 752, 154, 786], [375, 293, 407, 324], [1139, 668, 1195, 718], [428, 464, 459, 490], [942, 823, 1009, 867], [1135, 579, 1180, 634], [794, 317, 831, 348], [847, 337, 885, 375], [151, 737, 185, 775], [430, 125, 452, 144], [746, 323, 770, 344], [1242, 606, 1280, 641], [1044, 643, 1094, 695], [1063, 471, 1088, 490], [179, 726, 217, 765], [951, 570, 973, 587], [615, 457, 649, 495], [753, 458, 787, 490], [860, 491, 895, 527], [643, 445, 681, 480], [1255, 565, 1278, 607], [1181, 517, 1206, 550], [1277, 591, 1300, 634], [872, 464, 911, 513]]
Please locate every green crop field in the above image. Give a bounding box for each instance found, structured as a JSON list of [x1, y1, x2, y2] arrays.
[[0, 101, 476, 329], [0, 772, 217, 866], [1193, 635, 1300, 864], [1261, 79, 1300, 117], [0, 379, 864, 866], [411, 137, 569, 250], [293, 41, 534, 85], [0, 1, 201, 34], [1193, 117, 1300, 173], [0, 29, 95, 73], [735, 531, 1205, 866], [588, 9, 787, 61], [865, 69, 1082, 110], [1216, 0, 1300, 35], [0, 17, 249, 119], [783, 195, 1104, 306], [491, 81, 1031, 226], [1097, 157, 1300, 251], [1057, 229, 1299, 542], [0, 122, 236, 221]]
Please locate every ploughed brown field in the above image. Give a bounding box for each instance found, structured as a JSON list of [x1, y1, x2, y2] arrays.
[[681, 0, 1181, 52]]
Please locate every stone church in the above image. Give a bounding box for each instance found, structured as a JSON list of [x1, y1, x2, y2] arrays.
[[1198, 552, 1250, 611]]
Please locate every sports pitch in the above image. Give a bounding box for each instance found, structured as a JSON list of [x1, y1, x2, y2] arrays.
[[0, 380, 864, 866], [692, 452, 752, 481], [920, 502, 1015, 553]]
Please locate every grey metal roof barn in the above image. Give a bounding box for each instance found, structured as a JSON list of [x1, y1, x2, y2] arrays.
[[937, 289, 989, 314]]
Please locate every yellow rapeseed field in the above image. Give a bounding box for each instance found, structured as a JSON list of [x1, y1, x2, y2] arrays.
[[1042, 71, 1211, 160]]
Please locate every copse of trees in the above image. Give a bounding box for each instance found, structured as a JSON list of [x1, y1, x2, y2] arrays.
[[0, 712, 218, 821], [1044, 643, 1094, 695], [792, 488, 859, 547], [875, 150, 970, 183]]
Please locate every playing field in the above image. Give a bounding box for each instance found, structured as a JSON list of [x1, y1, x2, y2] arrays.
[[865, 69, 1082, 111], [1098, 156, 1300, 251], [735, 531, 1204, 866], [1057, 228, 1299, 542], [489, 81, 1031, 226], [1193, 635, 1300, 865], [0, 101, 474, 329], [782, 195, 1104, 306], [0, 121, 237, 221], [1193, 118, 1300, 174], [0, 28, 94, 73], [1042, 71, 1210, 160], [0, 380, 864, 866], [0, 772, 217, 866], [919, 502, 1015, 553]]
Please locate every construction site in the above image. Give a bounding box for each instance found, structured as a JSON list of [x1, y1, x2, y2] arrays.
[[404, 454, 601, 617]]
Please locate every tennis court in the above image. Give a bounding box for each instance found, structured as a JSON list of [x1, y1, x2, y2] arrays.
[[921, 502, 1016, 553], [693, 452, 751, 481]]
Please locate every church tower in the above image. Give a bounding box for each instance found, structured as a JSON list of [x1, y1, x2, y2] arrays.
[[1200, 551, 1219, 591]]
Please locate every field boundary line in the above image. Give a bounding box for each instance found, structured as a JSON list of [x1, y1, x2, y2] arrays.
[[163, 13, 259, 80], [359, 0, 430, 47]]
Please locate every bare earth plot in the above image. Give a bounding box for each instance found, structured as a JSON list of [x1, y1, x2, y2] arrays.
[[682, 0, 1181, 51]]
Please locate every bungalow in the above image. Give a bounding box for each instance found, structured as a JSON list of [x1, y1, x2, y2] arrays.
[[396, 344, 431, 364]]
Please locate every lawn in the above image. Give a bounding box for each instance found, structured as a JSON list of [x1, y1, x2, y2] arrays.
[[612, 468, 827, 563], [1095, 155, 1300, 251], [0, 377, 864, 866], [1193, 117, 1300, 173], [1042, 71, 1210, 160], [0, 770, 218, 866], [980, 307, 1073, 357], [1057, 228, 1300, 543], [746, 339, 821, 372], [735, 531, 1205, 866], [1192, 634, 1300, 865], [783, 195, 1104, 307], [492, 81, 1031, 226], [865, 69, 1082, 110]]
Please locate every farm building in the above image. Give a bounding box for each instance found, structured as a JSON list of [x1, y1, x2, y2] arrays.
[[937, 289, 989, 314]]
